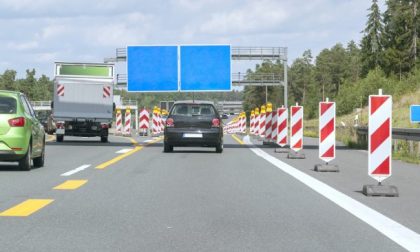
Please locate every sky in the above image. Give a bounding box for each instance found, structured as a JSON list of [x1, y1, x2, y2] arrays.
[[0, 0, 385, 79]]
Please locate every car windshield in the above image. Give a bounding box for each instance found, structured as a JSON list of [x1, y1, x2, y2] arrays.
[[0, 96, 17, 114], [171, 104, 216, 116]]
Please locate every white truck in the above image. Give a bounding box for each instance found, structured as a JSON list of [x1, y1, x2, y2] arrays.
[[53, 62, 115, 142]]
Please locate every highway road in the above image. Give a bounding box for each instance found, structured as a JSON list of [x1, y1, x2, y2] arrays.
[[0, 133, 419, 251]]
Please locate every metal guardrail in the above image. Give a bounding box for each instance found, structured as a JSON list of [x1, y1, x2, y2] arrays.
[[356, 127, 420, 141], [116, 73, 284, 86], [114, 46, 288, 61], [30, 101, 52, 107]]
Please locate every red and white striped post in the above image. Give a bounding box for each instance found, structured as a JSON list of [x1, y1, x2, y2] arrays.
[[123, 109, 131, 136], [115, 109, 122, 136], [288, 103, 305, 159], [271, 110, 277, 142], [276, 107, 288, 147], [250, 110, 255, 135], [254, 108, 260, 136], [138, 108, 150, 136], [319, 99, 336, 163], [315, 99, 339, 172], [152, 108, 159, 136], [363, 90, 398, 196], [369, 90, 392, 182], [265, 103, 273, 142], [259, 105, 266, 139]]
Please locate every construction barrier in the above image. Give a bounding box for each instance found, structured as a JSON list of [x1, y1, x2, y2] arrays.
[[277, 107, 288, 147], [290, 104, 303, 152], [152, 107, 160, 136], [254, 108, 260, 136], [259, 105, 266, 138], [265, 103, 273, 141], [115, 109, 122, 136], [368, 92, 392, 182], [139, 108, 150, 136], [250, 110, 255, 135], [124, 109, 131, 136], [319, 100, 336, 163], [240, 112, 246, 134], [271, 110, 277, 142]]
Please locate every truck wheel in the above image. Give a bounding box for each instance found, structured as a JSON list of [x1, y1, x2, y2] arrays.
[[101, 136, 108, 143], [57, 135, 64, 142], [19, 145, 31, 171], [216, 142, 223, 153]]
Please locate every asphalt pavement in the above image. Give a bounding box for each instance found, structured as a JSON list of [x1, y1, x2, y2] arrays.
[[0, 133, 416, 251]]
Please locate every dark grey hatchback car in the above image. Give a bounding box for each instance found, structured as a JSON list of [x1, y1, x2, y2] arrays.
[[163, 101, 223, 153]]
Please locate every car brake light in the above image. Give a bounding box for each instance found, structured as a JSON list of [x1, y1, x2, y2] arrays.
[[101, 123, 109, 129], [8, 117, 25, 127], [166, 118, 174, 127], [212, 118, 220, 127]]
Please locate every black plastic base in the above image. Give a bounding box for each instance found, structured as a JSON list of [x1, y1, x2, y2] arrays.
[[314, 164, 339, 172], [362, 184, 399, 197], [287, 151, 306, 159]]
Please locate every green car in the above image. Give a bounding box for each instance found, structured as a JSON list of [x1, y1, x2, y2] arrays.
[[0, 91, 45, 170]]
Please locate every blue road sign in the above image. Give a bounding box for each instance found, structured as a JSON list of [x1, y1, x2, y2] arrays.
[[180, 45, 231, 91], [127, 46, 178, 92], [410, 105, 420, 123]]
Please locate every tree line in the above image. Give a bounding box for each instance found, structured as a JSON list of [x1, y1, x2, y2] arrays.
[[243, 0, 420, 118], [0, 69, 53, 101]]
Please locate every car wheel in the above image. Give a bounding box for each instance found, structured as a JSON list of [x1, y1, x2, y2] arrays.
[[164, 142, 173, 153], [216, 142, 223, 153], [101, 136, 108, 143], [57, 135, 64, 142], [19, 144, 31, 171], [33, 139, 45, 168]]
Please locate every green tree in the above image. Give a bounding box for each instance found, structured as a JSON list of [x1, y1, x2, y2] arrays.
[[360, 0, 384, 76]]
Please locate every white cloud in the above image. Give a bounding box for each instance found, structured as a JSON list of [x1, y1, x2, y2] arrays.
[[7, 41, 39, 51], [199, 0, 289, 35]]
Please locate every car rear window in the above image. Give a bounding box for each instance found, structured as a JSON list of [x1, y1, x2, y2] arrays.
[[171, 104, 216, 116], [0, 96, 17, 114]]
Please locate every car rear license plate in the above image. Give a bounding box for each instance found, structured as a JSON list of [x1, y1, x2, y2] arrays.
[[183, 133, 203, 138], [56, 129, 65, 134]]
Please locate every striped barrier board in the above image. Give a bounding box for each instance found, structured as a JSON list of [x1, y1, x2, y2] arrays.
[[319, 101, 336, 163], [369, 94, 392, 182], [277, 107, 288, 147], [290, 105, 303, 152]]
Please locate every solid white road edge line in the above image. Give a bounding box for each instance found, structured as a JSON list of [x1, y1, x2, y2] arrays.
[[243, 135, 420, 251], [60, 164, 91, 177], [116, 149, 134, 154]]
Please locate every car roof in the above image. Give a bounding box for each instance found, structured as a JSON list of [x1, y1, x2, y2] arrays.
[[0, 90, 22, 97], [173, 100, 214, 105]]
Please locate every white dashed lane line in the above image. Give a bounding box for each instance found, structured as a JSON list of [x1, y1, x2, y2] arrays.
[[60, 164, 91, 177]]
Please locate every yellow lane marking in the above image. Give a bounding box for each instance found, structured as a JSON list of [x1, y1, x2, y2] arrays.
[[96, 146, 143, 169], [53, 180, 88, 190], [95, 136, 163, 170], [0, 199, 54, 217], [231, 134, 244, 145]]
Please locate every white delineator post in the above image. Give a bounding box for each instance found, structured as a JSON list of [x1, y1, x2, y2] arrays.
[[152, 110, 159, 136], [138, 108, 150, 136], [265, 109, 272, 141], [259, 106, 266, 138], [276, 107, 288, 147], [271, 111, 277, 142], [124, 109, 131, 136], [319, 100, 336, 163], [115, 109, 122, 136], [290, 104, 303, 152], [250, 110, 255, 135], [369, 90, 392, 182]]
